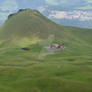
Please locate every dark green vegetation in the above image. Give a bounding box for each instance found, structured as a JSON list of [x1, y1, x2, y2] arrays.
[[0, 9, 92, 92]]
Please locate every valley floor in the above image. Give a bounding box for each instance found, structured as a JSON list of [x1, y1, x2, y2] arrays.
[[0, 46, 92, 92]]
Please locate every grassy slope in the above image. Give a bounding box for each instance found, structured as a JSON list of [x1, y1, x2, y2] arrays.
[[0, 9, 92, 92]]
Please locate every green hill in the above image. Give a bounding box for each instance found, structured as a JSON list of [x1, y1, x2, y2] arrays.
[[0, 9, 92, 46], [0, 9, 92, 92], [0, 9, 92, 49]]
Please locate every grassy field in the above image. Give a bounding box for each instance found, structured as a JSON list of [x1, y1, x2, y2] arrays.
[[0, 45, 92, 92], [0, 9, 92, 92]]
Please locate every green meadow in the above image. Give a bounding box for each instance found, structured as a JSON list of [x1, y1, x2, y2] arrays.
[[0, 9, 92, 92]]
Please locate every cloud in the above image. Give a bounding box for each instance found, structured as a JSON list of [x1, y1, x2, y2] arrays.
[[49, 10, 92, 21], [0, 12, 10, 22], [49, 11, 67, 19], [37, 6, 45, 12], [0, 0, 18, 25], [76, 5, 92, 10], [0, 0, 18, 12], [45, 0, 59, 5], [45, 0, 92, 10], [45, 0, 86, 6], [87, 0, 92, 3], [45, 0, 67, 6]]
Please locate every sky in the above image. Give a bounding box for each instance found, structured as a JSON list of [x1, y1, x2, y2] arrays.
[[0, 0, 92, 28]]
